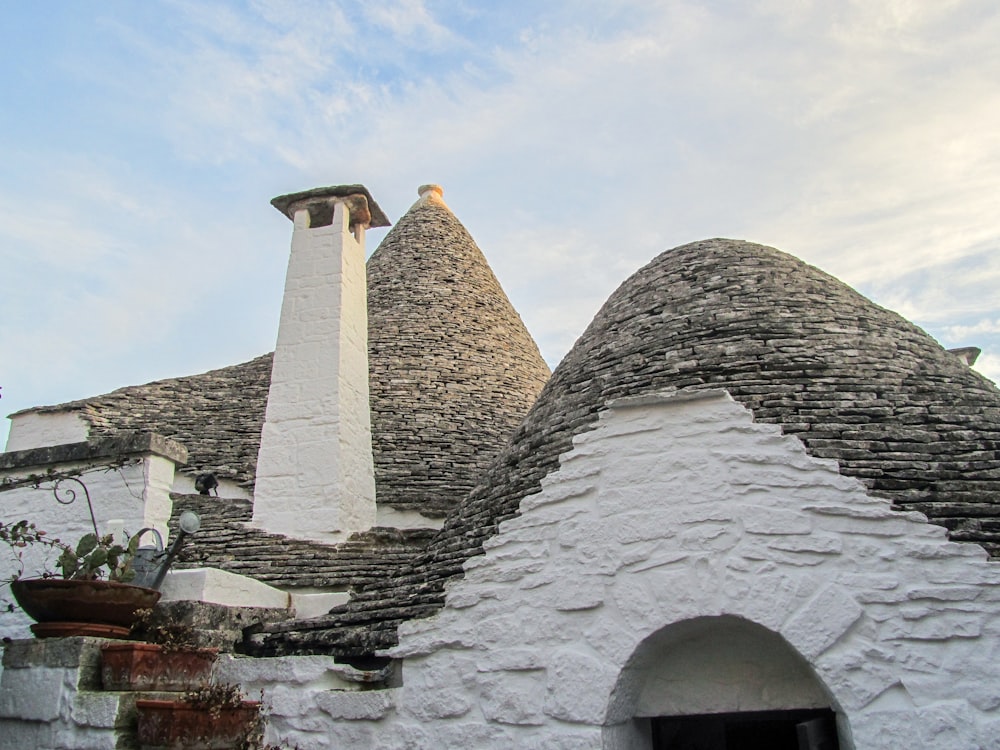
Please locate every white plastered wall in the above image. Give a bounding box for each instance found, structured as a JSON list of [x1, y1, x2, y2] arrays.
[[4, 412, 89, 452], [252, 389, 1000, 750]]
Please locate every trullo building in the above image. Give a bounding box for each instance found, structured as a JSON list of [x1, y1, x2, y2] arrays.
[[1, 183, 999, 750]]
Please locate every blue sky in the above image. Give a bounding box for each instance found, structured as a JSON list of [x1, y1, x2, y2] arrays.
[[2, 0, 999, 447]]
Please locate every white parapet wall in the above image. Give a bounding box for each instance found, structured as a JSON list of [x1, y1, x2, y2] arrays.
[[160, 568, 290, 610], [4, 411, 89, 452], [0, 433, 187, 641]]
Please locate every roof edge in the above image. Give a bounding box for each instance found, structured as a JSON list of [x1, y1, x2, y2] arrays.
[[0, 431, 188, 471]]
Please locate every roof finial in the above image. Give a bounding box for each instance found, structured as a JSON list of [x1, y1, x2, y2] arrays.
[[418, 184, 444, 199]]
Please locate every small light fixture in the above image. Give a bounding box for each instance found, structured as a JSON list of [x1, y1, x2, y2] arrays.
[[149, 510, 203, 590], [179, 510, 202, 535]]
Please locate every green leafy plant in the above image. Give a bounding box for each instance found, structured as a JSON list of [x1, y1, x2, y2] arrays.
[[55, 531, 140, 581], [1, 519, 140, 583]]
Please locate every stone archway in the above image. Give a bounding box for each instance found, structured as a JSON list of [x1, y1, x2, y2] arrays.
[[602, 616, 848, 750]]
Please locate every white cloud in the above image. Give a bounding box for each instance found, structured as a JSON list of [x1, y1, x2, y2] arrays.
[[312, 0, 1000, 365], [972, 351, 1000, 385], [101, 0, 363, 165], [362, 0, 455, 45], [943, 319, 1000, 340]]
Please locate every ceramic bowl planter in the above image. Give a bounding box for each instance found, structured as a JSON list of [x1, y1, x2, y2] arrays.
[[101, 642, 219, 692], [135, 698, 262, 750], [10, 578, 162, 638]]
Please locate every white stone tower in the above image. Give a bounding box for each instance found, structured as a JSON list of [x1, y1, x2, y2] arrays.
[[252, 185, 389, 543]]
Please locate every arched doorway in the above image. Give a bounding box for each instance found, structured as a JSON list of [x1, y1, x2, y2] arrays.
[[603, 616, 846, 749]]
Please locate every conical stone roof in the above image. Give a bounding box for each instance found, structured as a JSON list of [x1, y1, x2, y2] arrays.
[[19, 186, 550, 519], [366, 185, 550, 516], [256, 238, 1000, 657]]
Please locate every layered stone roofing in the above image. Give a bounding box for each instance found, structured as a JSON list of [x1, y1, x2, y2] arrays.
[[254, 238, 1000, 657], [14, 186, 550, 517], [367, 186, 550, 515], [169, 493, 434, 590], [25, 355, 273, 487]]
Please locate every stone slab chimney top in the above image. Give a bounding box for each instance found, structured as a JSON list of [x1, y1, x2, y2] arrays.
[[947, 346, 982, 366], [271, 184, 390, 229]]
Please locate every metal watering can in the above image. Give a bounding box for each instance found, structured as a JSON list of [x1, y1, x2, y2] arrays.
[[130, 510, 201, 590]]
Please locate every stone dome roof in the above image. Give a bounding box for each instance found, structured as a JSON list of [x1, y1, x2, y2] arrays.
[[259, 238, 1000, 656], [367, 185, 550, 516]]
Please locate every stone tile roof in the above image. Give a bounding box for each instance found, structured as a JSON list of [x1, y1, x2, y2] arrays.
[[367, 188, 550, 515], [17, 189, 549, 516], [254, 238, 1000, 657], [169, 493, 435, 589], [26, 355, 273, 487]]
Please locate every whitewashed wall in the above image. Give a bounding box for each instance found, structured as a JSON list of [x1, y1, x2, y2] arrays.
[[1, 449, 180, 641], [243, 389, 1000, 750], [4, 412, 89, 452]]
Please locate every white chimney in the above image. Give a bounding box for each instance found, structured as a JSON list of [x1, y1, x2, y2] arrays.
[[252, 185, 389, 543]]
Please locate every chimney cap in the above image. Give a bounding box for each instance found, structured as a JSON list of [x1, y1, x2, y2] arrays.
[[947, 346, 982, 366], [271, 184, 391, 227]]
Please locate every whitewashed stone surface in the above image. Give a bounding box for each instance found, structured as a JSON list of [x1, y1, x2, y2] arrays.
[[5, 412, 89, 452], [253, 198, 376, 543], [5, 390, 1000, 749], [260, 390, 1000, 749]]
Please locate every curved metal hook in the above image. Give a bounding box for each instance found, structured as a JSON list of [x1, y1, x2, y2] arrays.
[[51, 477, 99, 538]]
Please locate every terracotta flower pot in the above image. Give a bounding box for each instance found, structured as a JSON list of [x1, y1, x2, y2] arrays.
[[136, 699, 262, 750], [101, 642, 219, 691], [10, 578, 162, 638]]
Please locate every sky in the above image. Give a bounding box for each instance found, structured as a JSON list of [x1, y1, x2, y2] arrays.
[[2, 0, 999, 448]]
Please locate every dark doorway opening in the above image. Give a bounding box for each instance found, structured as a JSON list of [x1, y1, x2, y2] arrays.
[[651, 708, 838, 750]]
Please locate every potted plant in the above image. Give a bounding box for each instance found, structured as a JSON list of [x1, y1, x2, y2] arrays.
[[136, 683, 264, 750], [1, 518, 160, 638], [101, 610, 219, 692]]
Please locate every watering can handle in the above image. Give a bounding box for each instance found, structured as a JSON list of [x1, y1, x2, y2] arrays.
[[133, 527, 164, 551]]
